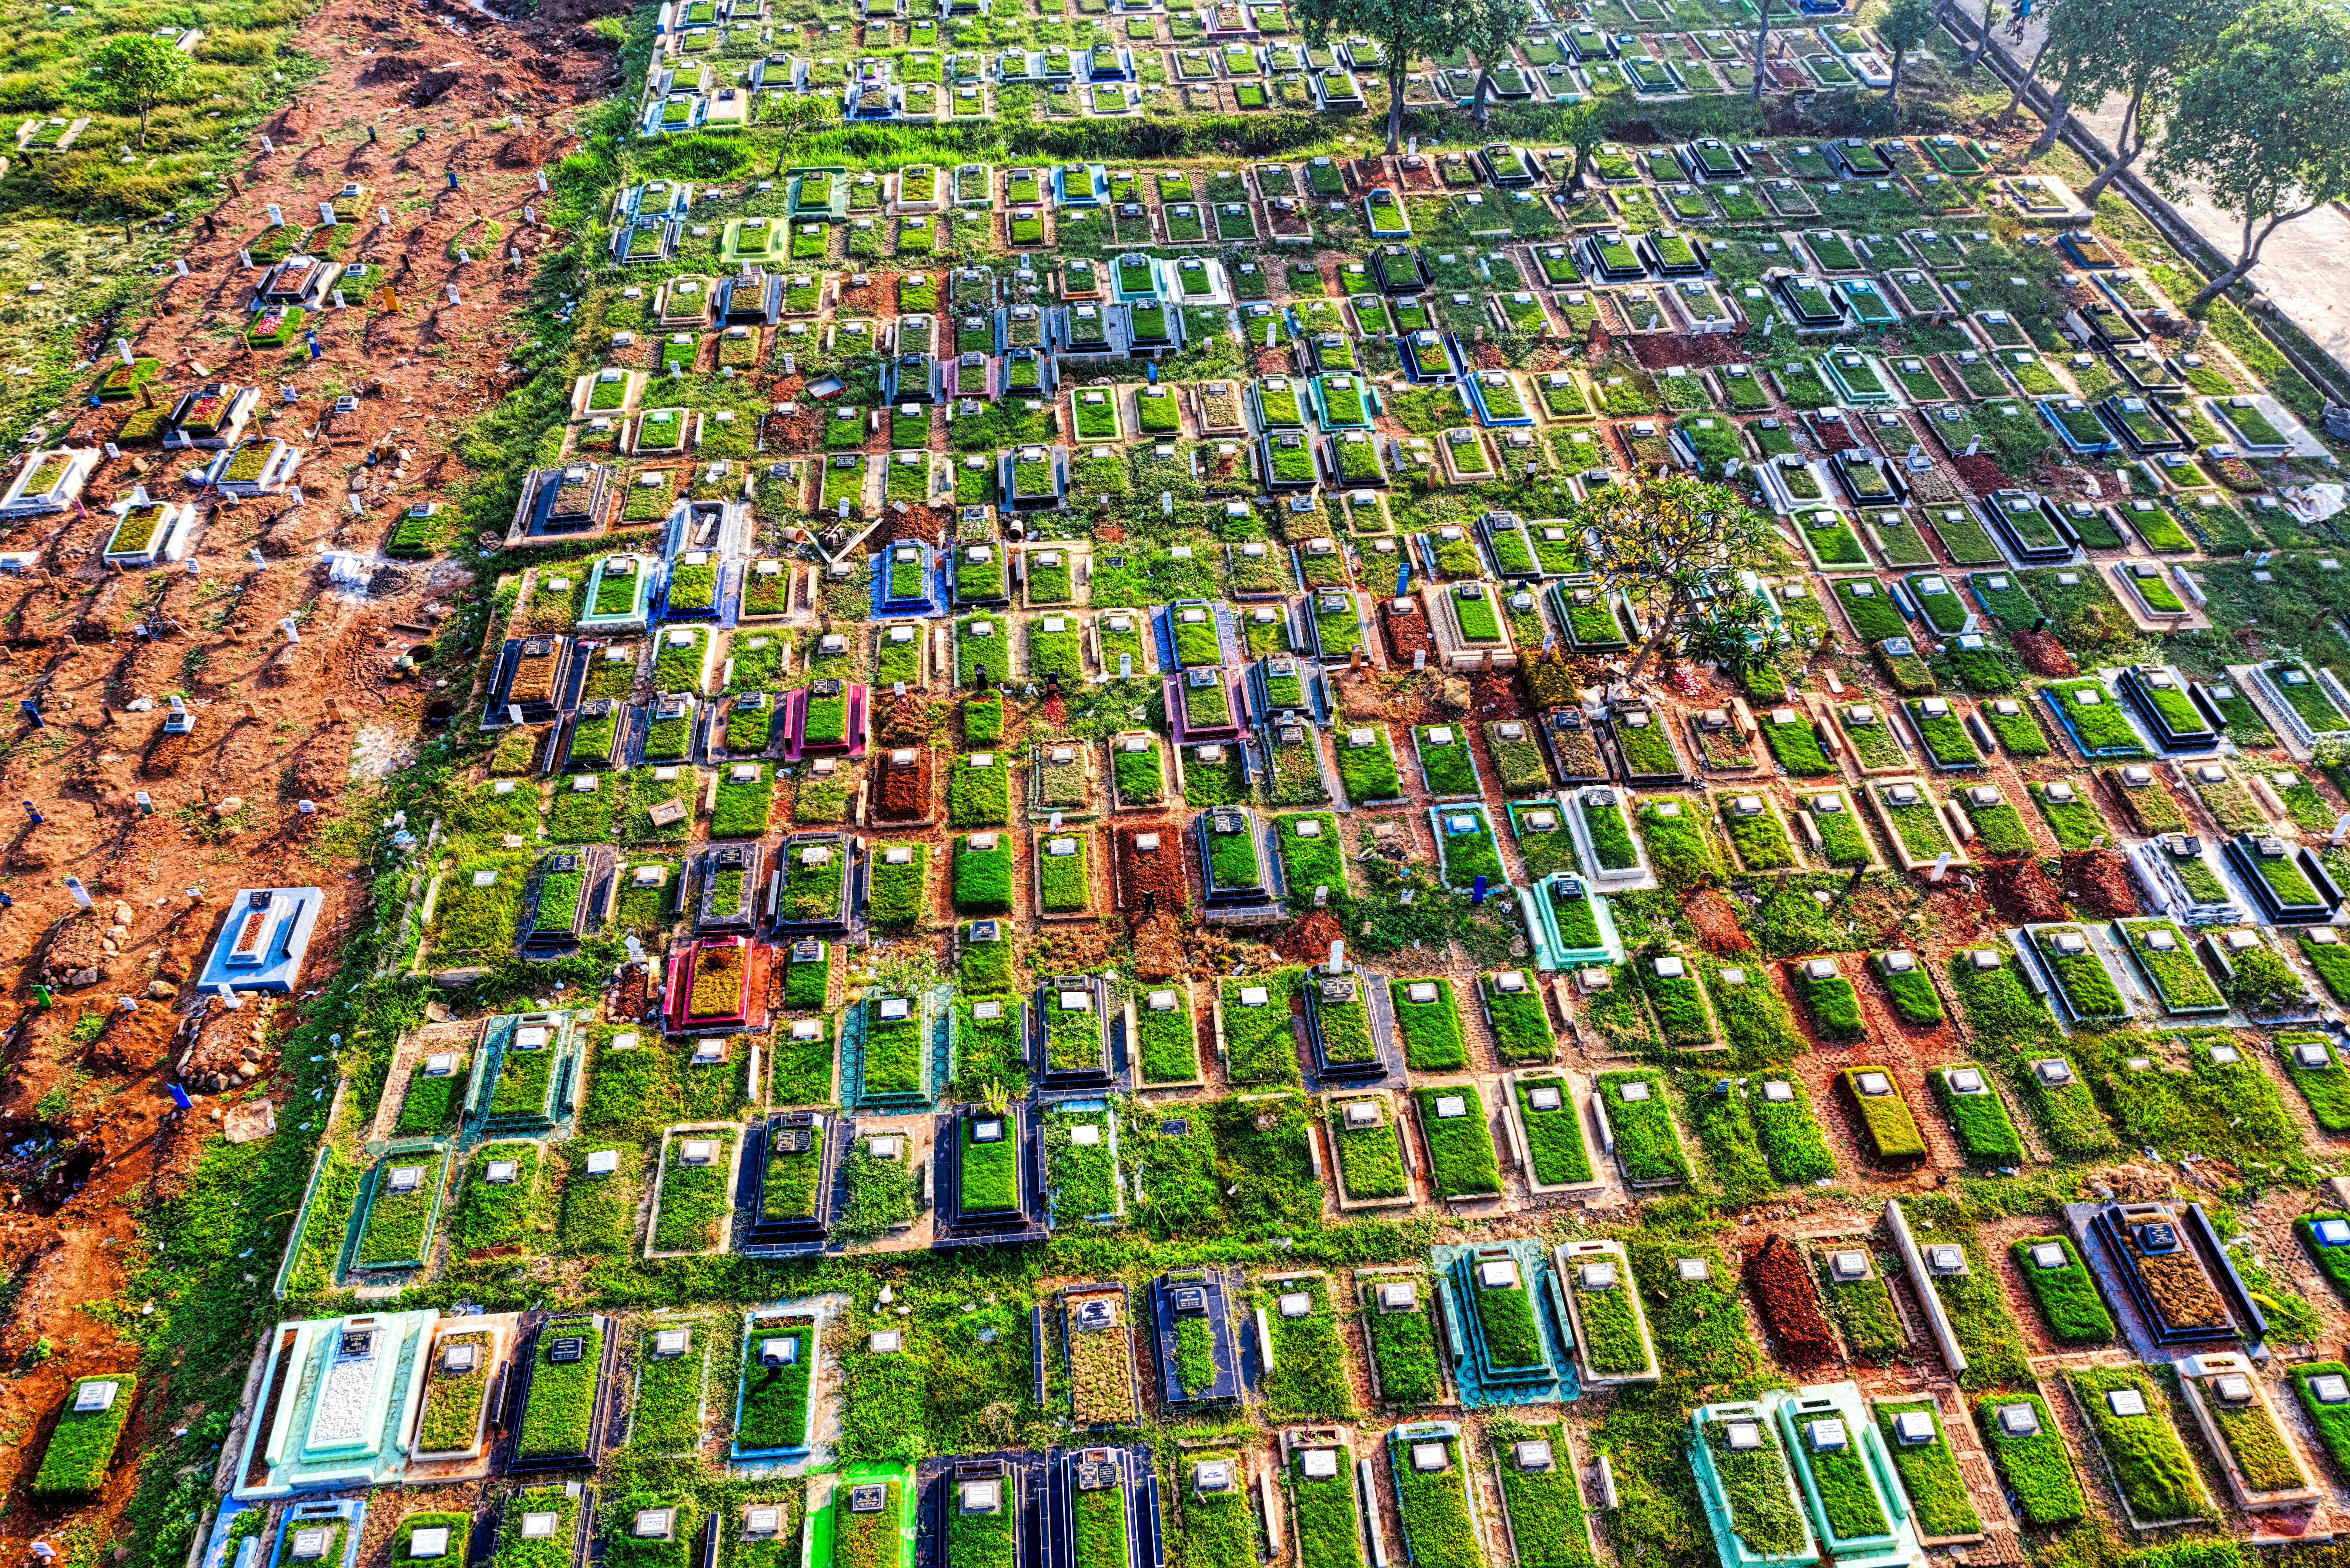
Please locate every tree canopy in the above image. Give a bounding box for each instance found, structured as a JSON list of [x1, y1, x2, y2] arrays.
[[2151, 0, 2350, 307], [1296, 0, 1530, 150], [1576, 472, 1782, 675], [81, 34, 188, 149], [2036, 0, 2227, 181]]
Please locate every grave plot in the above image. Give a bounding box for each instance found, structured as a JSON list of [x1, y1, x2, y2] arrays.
[[1153, 1268, 1249, 1409], [623, 1317, 713, 1456], [1510, 801, 1580, 884], [2083, 1200, 2243, 1350], [1868, 779, 1966, 874], [1771, 1382, 1925, 1561], [1253, 1274, 1356, 1421], [2178, 760, 2269, 837], [1060, 1283, 1140, 1426], [1861, 1398, 1982, 1544], [646, 1127, 741, 1258], [351, 1148, 453, 1276], [1432, 1242, 1576, 1405], [1487, 1420, 1596, 1568], [826, 1468, 916, 1568], [448, 1142, 548, 1262], [1504, 1071, 1597, 1193], [31, 1374, 138, 1503], [1327, 1090, 1414, 1209], [2110, 917, 2228, 1017], [1033, 828, 1103, 921], [731, 1309, 821, 1460], [1334, 724, 1405, 807], [2223, 831, 2342, 923], [1571, 787, 1651, 888], [1609, 703, 1690, 785], [1804, 1241, 1904, 1366], [1108, 732, 1166, 811], [2292, 1362, 2350, 1478], [2064, 1367, 2215, 1527], [510, 1314, 617, 1473], [1430, 804, 1508, 894], [1196, 806, 1283, 924], [1554, 1239, 1658, 1386], [664, 935, 771, 1035], [1835, 1067, 1927, 1163], [934, 1104, 1046, 1249], [2009, 1235, 2115, 1345], [744, 1110, 836, 1254], [1261, 717, 1334, 811], [1412, 1083, 1504, 1201], [1831, 701, 1909, 776], [409, 1321, 510, 1472], [2173, 1352, 2321, 1511], [1633, 798, 1717, 895], [1042, 1103, 1125, 1229], [1976, 1392, 2086, 1527], [1033, 977, 1121, 1095], [2279, 1032, 2350, 1132], [1385, 1423, 1486, 1568], [1686, 1400, 1817, 1565], [1929, 1064, 2022, 1166], [2020, 925, 2131, 1027], [1594, 1068, 1689, 1188]]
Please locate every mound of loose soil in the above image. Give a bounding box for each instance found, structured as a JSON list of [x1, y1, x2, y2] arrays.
[[1118, 826, 1187, 923], [1685, 889, 1753, 954], [1952, 454, 2009, 493], [873, 750, 930, 822], [1274, 909, 1345, 965], [1382, 599, 1433, 664], [2062, 849, 2139, 917], [1745, 1234, 1839, 1363], [2011, 629, 2077, 677], [1983, 856, 2065, 924]]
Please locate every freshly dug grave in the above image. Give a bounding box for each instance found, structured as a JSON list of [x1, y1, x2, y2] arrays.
[[1117, 825, 1187, 917], [1745, 1233, 1839, 1364], [1382, 599, 1434, 664], [1983, 857, 2066, 925], [1685, 890, 1753, 954], [2062, 850, 2138, 917], [2011, 629, 2077, 677], [873, 749, 931, 822]]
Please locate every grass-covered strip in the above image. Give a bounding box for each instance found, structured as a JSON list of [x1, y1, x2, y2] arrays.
[[1792, 965, 1865, 1041], [1221, 970, 1301, 1085], [1390, 1433, 1482, 1568], [31, 1374, 137, 1498], [1290, 1444, 1367, 1568], [1484, 974, 1554, 1064], [652, 1132, 735, 1253], [1255, 1277, 1355, 1419], [735, 1322, 815, 1451], [1635, 801, 1715, 891], [1596, 1071, 1688, 1184], [1413, 1084, 1502, 1196], [2293, 1361, 2350, 1478], [1976, 1392, 2084, 1525], [1932, 1072, 2022, 1163], [2068, 1367, 2210, 1522], [1871, 1403, 1980, 1538], [1390, 978, 1467, 1070], [518, 1319, 605, 1461], [1516, 1075, 1594, 1185], [2010, 1236, 2113, 1343], [1702, 1416, 1806, 1557]]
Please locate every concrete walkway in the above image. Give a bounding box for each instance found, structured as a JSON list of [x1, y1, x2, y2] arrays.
[[1949, 0, 2350, 375]]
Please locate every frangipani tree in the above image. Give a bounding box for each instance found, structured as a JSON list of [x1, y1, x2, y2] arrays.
[[1577, 471, 1782, 678]]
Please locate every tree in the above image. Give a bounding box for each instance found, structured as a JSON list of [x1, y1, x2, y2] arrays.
[[1961, 0, 2002, 73], [1748, 0, 1798, 100], [1874, 0, 1936, 97], [1458, 0, 1534, 123], [1681, 596, 1789, 689], [82, 34, 187, 149], [2002, 0, 2061, 117], [1575, 472, 1781, 679], [1297, 0, 1457, 154], [2151, 0, 2350, 309], [2037, 0, 2229, 198]]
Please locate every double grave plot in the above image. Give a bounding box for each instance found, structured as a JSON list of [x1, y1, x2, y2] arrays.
[[743, 1111, 835, 1254], [509, 1314, 616, 1474], [934, 1104, 1046, 1249], [2223, 831, 2341, 922], [731, 1309, 820, 1460], [1153, 1268, 1248, 1409], [1432, 1242, 1576, 1405], [2084, 1201, 2241, 1349]]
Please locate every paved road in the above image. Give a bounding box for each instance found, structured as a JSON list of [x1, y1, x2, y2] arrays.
[[1949, 0, 2350, 378]]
